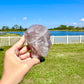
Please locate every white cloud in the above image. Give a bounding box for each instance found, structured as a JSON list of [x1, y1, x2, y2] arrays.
[[66, 18, 84, 27], [80, 18, 84, 22], [23, 17, 27, 20], [73, 23, 77, 25]]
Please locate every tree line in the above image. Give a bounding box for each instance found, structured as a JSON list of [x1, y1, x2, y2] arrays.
[[49, 25, 84, 31], [0, 24, 84, 31], [0, 24, 27, 31]]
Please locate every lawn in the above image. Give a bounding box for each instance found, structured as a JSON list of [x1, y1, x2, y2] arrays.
[[0, 33, 21, 37], [0, 44, 84, 84]]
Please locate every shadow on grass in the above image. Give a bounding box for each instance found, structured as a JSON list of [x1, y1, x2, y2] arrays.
[[0, 48, 4, 51]]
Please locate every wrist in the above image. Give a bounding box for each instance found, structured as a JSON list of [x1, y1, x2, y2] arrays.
[[0, 77, 12, 84], [0, 74, 17, 84]]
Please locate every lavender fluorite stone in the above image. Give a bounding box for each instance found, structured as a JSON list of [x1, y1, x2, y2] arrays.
[[24, 24, 51, 58]]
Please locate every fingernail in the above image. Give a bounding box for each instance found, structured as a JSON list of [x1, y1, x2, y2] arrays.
[[40, 57, 45, 62]]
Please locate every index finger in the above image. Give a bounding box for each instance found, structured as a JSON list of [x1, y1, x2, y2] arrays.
[[19, 46, 30, 55]]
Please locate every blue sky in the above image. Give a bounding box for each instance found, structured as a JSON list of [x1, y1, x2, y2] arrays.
[[0, 0, 84, 29]]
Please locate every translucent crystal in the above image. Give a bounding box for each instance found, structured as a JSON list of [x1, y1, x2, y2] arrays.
[[24, 24, 51, 58]]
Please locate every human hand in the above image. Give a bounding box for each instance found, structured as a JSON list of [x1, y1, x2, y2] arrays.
[[0, 36, 44, 84]]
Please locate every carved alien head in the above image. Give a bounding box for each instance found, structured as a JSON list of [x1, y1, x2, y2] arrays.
[[24, 24, 51, 58]]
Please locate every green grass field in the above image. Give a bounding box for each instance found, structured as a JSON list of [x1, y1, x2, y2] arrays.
[[0, 44, 84, 84], [0, 33, 21, 37]]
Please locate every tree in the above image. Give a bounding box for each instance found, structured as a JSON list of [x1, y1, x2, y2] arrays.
[[13, 24, 20, 30], [60, 25, 67, 30], [19, 25, 23, 30], [2, 26, 9, 31], [5, 27, 9, 31], [68, 26, 74, 30], [56, 26, 61, 30], [82, 27, 84, 30], [11, 27, 15, 30], [2, 26, 6, 31], [75, 27, 80, 30]]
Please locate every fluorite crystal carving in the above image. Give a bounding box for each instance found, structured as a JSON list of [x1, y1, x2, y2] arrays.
[[24, 24, 51, 58]]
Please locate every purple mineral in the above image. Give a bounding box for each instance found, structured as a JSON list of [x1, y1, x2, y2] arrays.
[[24, 24, 51, 58]]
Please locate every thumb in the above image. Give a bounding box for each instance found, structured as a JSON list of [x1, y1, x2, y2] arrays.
[[23, 58, 40, 71], [13, 36, 25, 50], [28, 58, 40, 66], [23, 57, 45, 73], [25, 57, 45, 67], [30, 57, 45, 66]]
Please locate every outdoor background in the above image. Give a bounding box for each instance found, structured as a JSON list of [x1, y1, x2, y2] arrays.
[[0, 0, 84, 84]]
